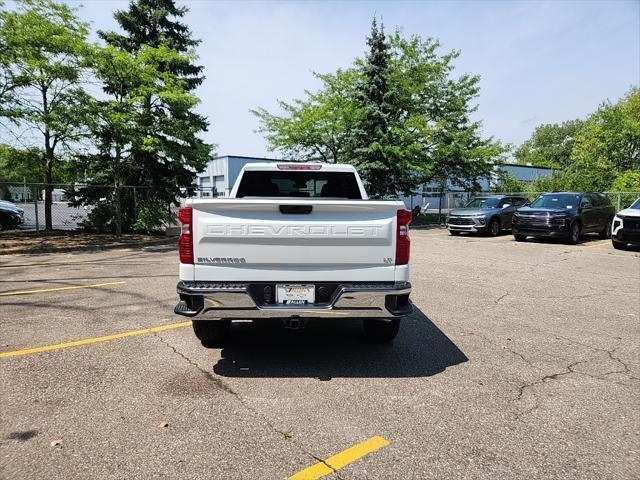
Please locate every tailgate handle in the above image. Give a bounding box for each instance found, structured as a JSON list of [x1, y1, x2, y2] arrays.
[[279, 205, 312, 215]]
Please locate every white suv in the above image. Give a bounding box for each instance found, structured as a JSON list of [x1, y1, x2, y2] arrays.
[[612, 198, 640, 250]]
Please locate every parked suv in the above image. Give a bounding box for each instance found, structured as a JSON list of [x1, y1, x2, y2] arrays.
[[612, 197, 640, 250], [512, 192, 614, 244], [446, 195, 529, 236], [0, 201, 24, 231]]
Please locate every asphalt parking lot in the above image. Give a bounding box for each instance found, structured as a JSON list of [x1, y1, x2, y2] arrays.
[[1, 230, 639, 479]]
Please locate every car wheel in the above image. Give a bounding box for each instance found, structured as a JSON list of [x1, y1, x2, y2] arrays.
[[566, 221, 581, 245], [363, 318, 400, 343], [612, 239, 627, 250], [514, 234, 526, 242], [599, 218, 613, 239], [449, 230, 460, 236], [487, 218, 500, 237], [192, 320, 231, 347]]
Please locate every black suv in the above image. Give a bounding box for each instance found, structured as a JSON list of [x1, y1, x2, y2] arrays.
[[0, 201, 25, 231], [512, 192, 615, 244]]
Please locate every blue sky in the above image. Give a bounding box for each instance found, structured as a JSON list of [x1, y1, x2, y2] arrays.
[[71, 0, 639, 158]]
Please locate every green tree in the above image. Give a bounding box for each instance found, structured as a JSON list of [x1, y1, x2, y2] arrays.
[[0, 0, 90, 229], [491, 171, 526, 193], [0, 144, 42, 183], [252, 68, 361, 163], [521, 88, 640, 193], [98, 0, 212, 222], [0, 1, 29, 119], [514, 120, 583, 169], [253, 20, 504, 197], [72, 43, 203, 235], [349, 19, 409, 197], [568, 88, 640, 190]]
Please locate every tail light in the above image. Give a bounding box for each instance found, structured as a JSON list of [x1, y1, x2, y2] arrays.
[[178, 207, 193, 264], [395, 209, 411, 265]]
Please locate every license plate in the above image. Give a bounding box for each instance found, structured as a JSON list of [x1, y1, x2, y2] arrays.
[[276, 284, 315, 305]]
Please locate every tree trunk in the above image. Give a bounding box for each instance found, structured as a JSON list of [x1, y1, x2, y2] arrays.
[[114, 183, 122, 237], [114, 146, 122, 237], [42, 84, 53, 231], [44, 146, 53, 231]]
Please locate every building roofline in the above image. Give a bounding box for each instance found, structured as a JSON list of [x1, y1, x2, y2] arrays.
[[497, 162, 554, 171], [214, 155, 283, 162]]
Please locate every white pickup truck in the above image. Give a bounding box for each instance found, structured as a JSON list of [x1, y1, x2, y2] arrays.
[[174, 162, 412, 346]]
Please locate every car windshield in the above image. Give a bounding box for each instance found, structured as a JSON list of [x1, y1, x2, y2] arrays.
[[630, 198, 640, 209], [530, 194, 580, 209], [464, 197, 501, 208]]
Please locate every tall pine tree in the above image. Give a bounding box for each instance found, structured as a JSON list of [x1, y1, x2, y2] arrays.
[[99, 0, 212, 220], [350, 19, 410, 198]]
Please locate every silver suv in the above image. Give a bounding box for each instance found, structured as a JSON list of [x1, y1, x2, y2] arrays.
[[447, 195, 529, 237]]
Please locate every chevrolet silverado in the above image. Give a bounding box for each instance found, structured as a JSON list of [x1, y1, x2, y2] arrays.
[[174, 163, 412, 346]]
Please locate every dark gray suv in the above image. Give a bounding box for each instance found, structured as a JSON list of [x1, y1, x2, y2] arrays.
[[447, 195, 530, 236]]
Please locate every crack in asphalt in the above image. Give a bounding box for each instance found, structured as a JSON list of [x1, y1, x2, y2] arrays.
[[447, 319, 638, 421], [152, 332, 345, 479], [601, 347, 639, 381], [510, 345, 639, 420], [494, 291, 510, 305], [511, 360, 589, 420]]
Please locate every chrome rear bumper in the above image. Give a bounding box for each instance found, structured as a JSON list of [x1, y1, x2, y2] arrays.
[[175, 281, 412, 320]]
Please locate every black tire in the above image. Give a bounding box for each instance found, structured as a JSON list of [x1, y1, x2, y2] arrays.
[[449, 230, 461, 236], [363, 318, 400, 343], [612, 239, 627, 250], [514, 234, 526, 242], [565, 221, 581, 245], [487, 218, 500, 237], [192, 320, 231, 347], [599, 218, 613, 239]]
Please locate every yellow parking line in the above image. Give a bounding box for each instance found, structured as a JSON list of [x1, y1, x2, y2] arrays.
[[0, 321, 191, 359], [289, 436, 389, 480], [0, 281, 127, 297]]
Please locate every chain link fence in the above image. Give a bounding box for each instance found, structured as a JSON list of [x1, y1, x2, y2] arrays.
[[2, 182, 639, 231], [402, 190, 640, 225], [0, 182, 185, 232]]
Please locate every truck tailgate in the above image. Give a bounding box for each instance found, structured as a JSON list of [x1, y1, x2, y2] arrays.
[[189, 199, 403, 282]]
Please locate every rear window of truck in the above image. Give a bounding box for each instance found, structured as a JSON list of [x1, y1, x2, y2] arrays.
[[236, 171, 362, 199]]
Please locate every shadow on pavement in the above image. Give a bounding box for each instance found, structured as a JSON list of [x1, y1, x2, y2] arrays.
[[212, 306, 467, 379]]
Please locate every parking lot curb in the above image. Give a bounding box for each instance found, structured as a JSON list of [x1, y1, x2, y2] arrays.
[[0, 236, 178, 256]]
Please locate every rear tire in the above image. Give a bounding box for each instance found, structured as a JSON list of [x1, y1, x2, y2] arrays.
[[566, 221, 581, 245], [514, 234, 526, 242], [449, 230, 460, 236], [612, 239, 627, 250], [363, 318, 400, 343], [599, 218, 613, 239], [192, 320, 231, 347]]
